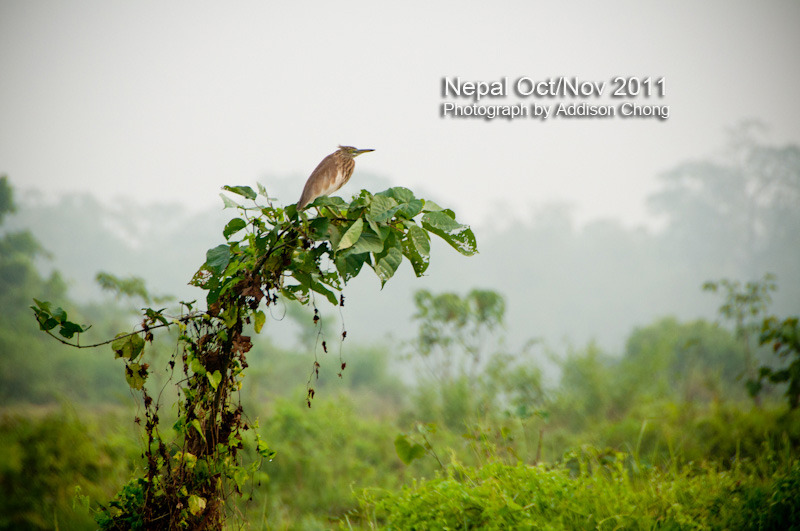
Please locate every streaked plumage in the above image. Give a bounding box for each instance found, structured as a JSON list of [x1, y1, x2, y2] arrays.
[[297, 145, 374, 209]]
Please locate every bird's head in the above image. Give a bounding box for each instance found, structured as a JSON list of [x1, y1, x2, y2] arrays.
[[338, 145, 375, 158]]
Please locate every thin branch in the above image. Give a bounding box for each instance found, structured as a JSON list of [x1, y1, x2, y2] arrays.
[[41, 312, 203, 349]]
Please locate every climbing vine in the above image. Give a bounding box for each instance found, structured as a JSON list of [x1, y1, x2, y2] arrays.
[[31, 185, 476, 530]]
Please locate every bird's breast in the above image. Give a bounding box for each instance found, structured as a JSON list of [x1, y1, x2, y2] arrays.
[[325, 168, 347, 195]]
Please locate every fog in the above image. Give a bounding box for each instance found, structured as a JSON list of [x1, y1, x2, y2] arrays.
[[2, 1, 799, 353]]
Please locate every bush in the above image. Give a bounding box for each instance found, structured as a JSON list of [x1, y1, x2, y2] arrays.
[[350, 450, 800, 530], [0, 408, 137, 531]]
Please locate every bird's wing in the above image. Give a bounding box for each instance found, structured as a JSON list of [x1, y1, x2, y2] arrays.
[[298, 153, 339, 208]]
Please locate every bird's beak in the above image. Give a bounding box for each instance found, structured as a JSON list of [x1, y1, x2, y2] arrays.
[[353, 148, 375, 156]]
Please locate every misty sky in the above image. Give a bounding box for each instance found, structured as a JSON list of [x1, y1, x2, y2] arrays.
[[2, 1, 799, 229]]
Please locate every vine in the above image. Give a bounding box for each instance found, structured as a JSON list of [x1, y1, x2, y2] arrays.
[[31, 184, 476, 529]]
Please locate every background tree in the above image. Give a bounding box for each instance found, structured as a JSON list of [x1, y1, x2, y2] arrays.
[[407, 289, 544, 432], [703, 274, 777, 385], [649, 123, 800, 279]]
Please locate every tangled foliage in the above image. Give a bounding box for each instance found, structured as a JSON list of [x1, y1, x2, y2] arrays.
[[31, 185, 475, 530]]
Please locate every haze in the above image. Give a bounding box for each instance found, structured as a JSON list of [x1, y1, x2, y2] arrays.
[[1, 1, 799, 354]]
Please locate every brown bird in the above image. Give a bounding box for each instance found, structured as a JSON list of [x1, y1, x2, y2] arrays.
[[297, 145, 374, 209]]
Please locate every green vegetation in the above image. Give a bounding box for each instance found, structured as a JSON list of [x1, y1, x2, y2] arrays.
[[351, 453, 800, 530], [1, 130, 799, 531], [26, 183, 477, 529]]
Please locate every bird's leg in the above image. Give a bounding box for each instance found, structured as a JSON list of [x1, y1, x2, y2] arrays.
[[316, 205, 346, 220], [330, 205, 345, 219]]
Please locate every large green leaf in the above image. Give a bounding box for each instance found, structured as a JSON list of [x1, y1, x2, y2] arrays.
[[401, 225, 431, 276], [377, 186, 415, 204], [336, 218, 363, 251], [335, 250, 370, 282], [350, 228, 385, 254], [372, 235, 403, 287], [421, 211, 478, 256], [398, 199, 424, 219], [205, 244, 231, 274], [365, 216, 390, 240], [368, 195, 400, 223], [378, 187, 423, 218]]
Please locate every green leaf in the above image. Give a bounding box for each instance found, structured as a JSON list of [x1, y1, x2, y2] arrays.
[[422, 211, 478, 256], [112, 333, 145, 360], [189, 355, 206, 376], [233, 468, 249, 492], [422, 199, 444, 212], [368, 195, 400, 223], [143, 307, 169, 326], [32, 298, 52, 312], [52, 306, 68, 323], [189, 494, 206, 516], [31, 301, 90, 338], [336, 218, 364, 251], [191, 419, 206, 442], [378, 186, 415, 204], [256, 439, 276, 460], [219, 193, 241, 209], [350, 229, 385, 255], [378, 187, 423, 218], [311, 195, 349, 209], [309, 279, 339, 306], [207, 370, 222, 390], [222, 185, 257, 200], [254, 310, 266, 333], [326, 224, 343, 252], [348, 192, 372, 213], [394, 434, 426, 465], [223, 218, 247, 239], [401, 225, 431, 276], [205, 244, 231, 274], [372, 235, 403, 287], [125, 362, 147, 390], [335, 251, 370, 282], [59, 321, 86, 339], [398, 199, 424, 219], [367, 218, 390, 241], [309, 217, 330, 240], [220, 304, 238, 329], [32, 309, 58, 331]]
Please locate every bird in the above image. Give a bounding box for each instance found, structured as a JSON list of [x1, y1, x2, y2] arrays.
[[297, 145, 374, 210]]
